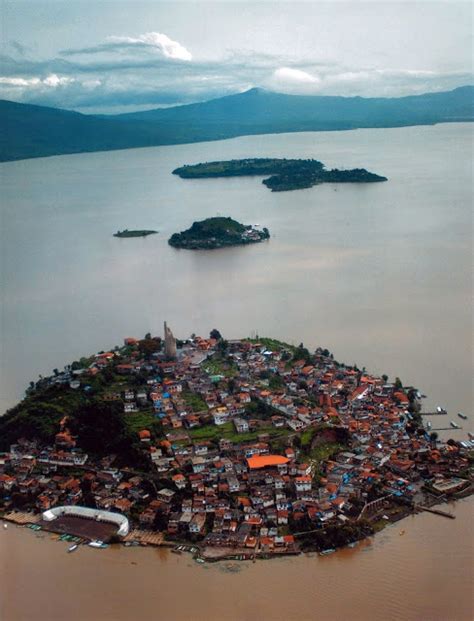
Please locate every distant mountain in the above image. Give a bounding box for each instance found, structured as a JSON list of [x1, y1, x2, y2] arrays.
[[117, 85, 474, 127], [1, 86, 473, 162]]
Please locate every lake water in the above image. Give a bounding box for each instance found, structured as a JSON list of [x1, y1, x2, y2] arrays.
[[1, 124, 472, 425], [0, 123, 473, 619], [1, 497, 473, 621]]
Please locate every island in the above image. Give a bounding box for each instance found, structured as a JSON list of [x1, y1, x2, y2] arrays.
[[1, 325, 472, 562], [172, 158, 387, 192], [114, 229, 158, 238], [168, 217, 270, 250]]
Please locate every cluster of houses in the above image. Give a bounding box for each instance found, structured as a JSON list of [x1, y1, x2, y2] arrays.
[[1, 334, 471, 556]]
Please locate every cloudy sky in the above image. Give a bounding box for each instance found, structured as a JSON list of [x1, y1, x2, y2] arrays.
[[1, 0, 472, 113]]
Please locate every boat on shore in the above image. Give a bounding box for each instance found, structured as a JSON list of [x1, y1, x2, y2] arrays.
[[88, 540, 108, 549], [68, 544, 78, 553], [450, 421, 460, 429], [458, 412, 467, 420]]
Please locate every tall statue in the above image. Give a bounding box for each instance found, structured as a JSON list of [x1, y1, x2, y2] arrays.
[[164, 321, 177, 360]]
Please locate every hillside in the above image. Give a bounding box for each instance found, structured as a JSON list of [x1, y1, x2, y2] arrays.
[[1, 86, 473, 162]]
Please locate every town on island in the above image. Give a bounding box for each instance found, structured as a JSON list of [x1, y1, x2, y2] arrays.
[[1, 324, 472, 561]]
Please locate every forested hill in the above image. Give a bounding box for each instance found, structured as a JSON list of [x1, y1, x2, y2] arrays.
[[1, 85, 473, 162], [117, 85, 474, 126]]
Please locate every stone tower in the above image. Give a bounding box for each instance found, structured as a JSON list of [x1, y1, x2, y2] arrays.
[[164, 321, 177, 360]]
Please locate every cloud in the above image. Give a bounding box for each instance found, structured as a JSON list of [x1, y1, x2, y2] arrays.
[[62, 32, 192, 61], [0, 73, 74, 88], [0, 31, 471, 112], [273, 67, 319, 84]]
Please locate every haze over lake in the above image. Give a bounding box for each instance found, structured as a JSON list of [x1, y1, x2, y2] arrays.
[[1, 123, 472, 432]]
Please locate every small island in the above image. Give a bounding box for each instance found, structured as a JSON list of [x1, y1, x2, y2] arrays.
[[168, 217, 270, 250], [172, 158, 387, 192], [1, 327, 471, 562], [114, 229, 158, 238]]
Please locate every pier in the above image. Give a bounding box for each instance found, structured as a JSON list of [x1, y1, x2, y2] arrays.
[[415, 505, 456, 519]]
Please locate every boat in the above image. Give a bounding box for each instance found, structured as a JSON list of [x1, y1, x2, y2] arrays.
[[3, 523, 7, 530], [468, 432, 474, 440], [171, 548, 182, 555], [437, 406, 447, 414], [319, 548, 336, 556], [68, 544, 78, 553], [458, 412, 467, 420], [88, 540, 104, 548], [427, 421, 432, 431], [450, 421, 460, 429]]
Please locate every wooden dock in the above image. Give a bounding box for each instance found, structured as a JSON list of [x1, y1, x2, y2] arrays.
[[415, 505, 455, 519], [123, 529, 167, 546], [2, 511, 40, 525]]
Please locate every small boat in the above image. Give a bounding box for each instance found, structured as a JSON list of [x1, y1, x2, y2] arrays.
[[68, 544, 78, 553], [319, 548, 336, 556], [195, 558, 205, 563], [450, 421, 460, 429], [458, 412, 467, 420], [469, 432, 474, 440], [3, 523, 7, 530], [88, 540, 104, 548], [427, 422, 432, 431], [171, 548, 182, 555], [437, 406, 447, 414]]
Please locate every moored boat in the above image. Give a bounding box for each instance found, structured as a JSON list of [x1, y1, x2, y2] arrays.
[[68, 544, 78, 553], [88, 540, 104, 548], [458, 412, 467, 420]]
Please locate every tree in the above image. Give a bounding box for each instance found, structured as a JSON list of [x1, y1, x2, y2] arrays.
[[429, 432, 439, 446], [394, 377, 403, 390], [382, 374, 388, 383], [210, 328, 222, 340], [217, 339, 228, 353]]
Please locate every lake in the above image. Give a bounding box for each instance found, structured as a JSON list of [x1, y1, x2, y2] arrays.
[[1, 497, 473, 621], [1, 124, 472, 429], [0, 123, 473, 619]]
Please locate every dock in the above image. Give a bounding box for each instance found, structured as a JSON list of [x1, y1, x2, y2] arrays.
[[415, 505, 456, 519]]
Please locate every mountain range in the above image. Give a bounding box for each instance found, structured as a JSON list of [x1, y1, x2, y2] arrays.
[[1, 85, 473, 162]]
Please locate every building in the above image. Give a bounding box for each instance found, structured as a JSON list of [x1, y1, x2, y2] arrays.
[[164, 321, 177, 360]]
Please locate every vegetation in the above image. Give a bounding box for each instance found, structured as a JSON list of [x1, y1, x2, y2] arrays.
[[204, 353, 238, 378], [188, 421, 289, 444], [2, 86, 473, 163], [181, 390, 208, 412], [173, 158, 387, 192], [113, 229, 158, 238], [297, 521, 374, 552], [168, 217, 270, 250]]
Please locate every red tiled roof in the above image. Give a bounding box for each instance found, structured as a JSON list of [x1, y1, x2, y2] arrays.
[[247, 455, 289, 469]]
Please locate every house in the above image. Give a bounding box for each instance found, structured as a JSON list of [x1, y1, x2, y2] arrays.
[[295, 475, 312, 493], [189, 512, 207, 534], [234, 418, 249, 434]]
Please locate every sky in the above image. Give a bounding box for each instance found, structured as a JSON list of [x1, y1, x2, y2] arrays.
[[1, 0, 472, 113]]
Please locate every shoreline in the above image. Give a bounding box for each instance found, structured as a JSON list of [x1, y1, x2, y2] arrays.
[[2, 487, 472, 563]]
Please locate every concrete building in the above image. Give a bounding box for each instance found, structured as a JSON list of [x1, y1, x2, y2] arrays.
[[164, 321, 177, 360]]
